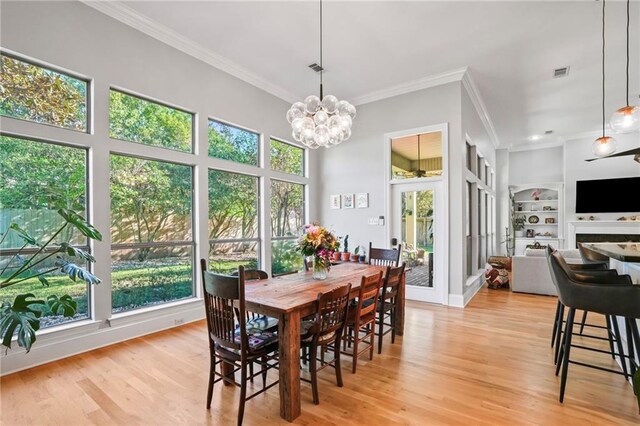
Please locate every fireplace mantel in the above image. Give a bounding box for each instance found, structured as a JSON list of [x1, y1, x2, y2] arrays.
[[567, 220, 640, 248]]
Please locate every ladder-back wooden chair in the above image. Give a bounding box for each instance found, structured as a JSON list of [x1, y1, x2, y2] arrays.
[[368, 242, 402, 267], [201, 261, 279, 425], [299, 284, 352, 404]]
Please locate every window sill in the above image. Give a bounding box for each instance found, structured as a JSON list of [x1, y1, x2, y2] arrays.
[[108, 297, 203, 327]]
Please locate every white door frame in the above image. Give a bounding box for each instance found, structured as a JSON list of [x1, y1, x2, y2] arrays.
[[383, 123, 449, 305]]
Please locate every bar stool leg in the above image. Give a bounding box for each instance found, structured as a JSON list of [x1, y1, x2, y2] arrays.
[[578, 310, 588, 335], [554, 303, 565, 365], [551, 300, 561, 348], [625, 318, 636, 379], [559, 308, 576, 403], [606, 315, 616, 360], [611, 317, 629, 379]]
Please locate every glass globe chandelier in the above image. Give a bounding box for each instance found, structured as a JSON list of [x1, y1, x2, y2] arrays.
[[286, 0, 356, 149], [609, 0, 640, 133], [593, 0, 617, 157]]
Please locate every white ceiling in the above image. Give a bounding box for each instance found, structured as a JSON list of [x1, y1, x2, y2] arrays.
[[90, 1, 639, 148]]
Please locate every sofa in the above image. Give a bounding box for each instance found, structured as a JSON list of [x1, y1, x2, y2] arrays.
[[511, 248, 582, 295]]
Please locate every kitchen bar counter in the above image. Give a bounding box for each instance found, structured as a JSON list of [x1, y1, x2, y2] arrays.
[[582, 242, 640, 263]]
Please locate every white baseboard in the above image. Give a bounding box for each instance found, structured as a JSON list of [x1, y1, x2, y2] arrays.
[[1, 299, 205, 376], [449, 276, 484, 308]]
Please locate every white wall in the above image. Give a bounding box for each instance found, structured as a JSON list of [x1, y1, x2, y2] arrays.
[[509, 146, 564, 184], [564, 131, 640, 229], [0, 0, 315, 374]]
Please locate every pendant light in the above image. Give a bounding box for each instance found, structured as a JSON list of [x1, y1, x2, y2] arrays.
[[286, 0, 356, 149], [593, 0, 617, 157], [414, 134, 426, 177], [609, 0, 640, 133]]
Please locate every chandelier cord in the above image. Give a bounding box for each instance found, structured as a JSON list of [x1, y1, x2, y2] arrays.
[[319, 0, 324, 99], [626, 0, 630, 106], [602, 0, 606, 138]]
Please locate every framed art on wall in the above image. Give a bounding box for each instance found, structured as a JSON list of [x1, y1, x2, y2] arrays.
[[330, 194, 341, 209], [342, 193, 354, 209], [356, 192, 369, 208]]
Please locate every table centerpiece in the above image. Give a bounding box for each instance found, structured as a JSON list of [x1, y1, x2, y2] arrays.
[[296, 224, 339, 280]]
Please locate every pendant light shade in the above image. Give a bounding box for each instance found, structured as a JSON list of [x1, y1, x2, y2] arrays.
[[609, 0, 640, 133], [592, 136, 617, 157], [593, 0, 617, 157], [610, 105, 640, 132]]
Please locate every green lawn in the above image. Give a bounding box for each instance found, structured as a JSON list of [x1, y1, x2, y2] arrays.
[[1, 258, 259, 325]]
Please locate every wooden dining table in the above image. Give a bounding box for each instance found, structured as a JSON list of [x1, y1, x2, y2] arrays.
[[223, 262, 406, 422]]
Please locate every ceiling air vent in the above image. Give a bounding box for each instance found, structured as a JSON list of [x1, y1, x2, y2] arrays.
[[545, 130, 554, 135], [553, 66, 570, 78], [308, 63, 324, 73]]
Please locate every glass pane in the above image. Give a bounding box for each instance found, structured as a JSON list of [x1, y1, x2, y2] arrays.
[[271, 239, 303, 276], [270, 139, 304, 176], [208, 119, 258, 165], [208, 170, 258, 240], [390, 131, 443, 179], [109, 90, 193, 152], [400, 189, 434, 288], [270, 180, 304, 237], [1, 255, 89, 328], [0, 54, 87, 131], [110, 155, 192, 244], [209, 241, 259, 275], [0, 136, 87, 247], [111, 246, 193, 313]]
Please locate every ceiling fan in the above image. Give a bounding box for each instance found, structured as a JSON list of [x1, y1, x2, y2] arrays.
[[585, 147, 640, 163], [394, 134, 427, 178]]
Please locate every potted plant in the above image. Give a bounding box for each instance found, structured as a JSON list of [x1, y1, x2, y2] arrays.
[[351, 246, 360, 262], [341, 234, 351, 261], [513, 214, 526, 237], [0, 209, 102, 353], [531, 188, 541, 201], [358, 246, 366, 263]]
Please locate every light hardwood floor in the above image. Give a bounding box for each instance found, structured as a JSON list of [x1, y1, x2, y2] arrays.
[[2, 287, 639, 425]]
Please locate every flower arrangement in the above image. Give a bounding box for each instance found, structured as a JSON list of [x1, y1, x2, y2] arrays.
[[531, 189, 541, 200], [296, 224, 339, 279]]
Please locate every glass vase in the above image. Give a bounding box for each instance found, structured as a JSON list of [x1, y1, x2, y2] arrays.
[[312, 257, 328, 280]]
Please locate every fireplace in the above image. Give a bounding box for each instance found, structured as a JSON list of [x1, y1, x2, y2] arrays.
[[568, 220, 640, 248], [576, 233, 640, 247]]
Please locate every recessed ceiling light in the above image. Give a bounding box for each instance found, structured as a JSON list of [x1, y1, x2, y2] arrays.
[[529, 134, 542, 141]]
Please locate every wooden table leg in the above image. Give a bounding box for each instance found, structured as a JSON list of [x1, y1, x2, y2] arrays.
[[220, 360, 234, 387], [279, 310, 301, 421], [394, 272, 406, 336]]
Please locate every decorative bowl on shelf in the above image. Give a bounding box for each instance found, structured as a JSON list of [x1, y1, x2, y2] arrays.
[[528, 215, 539, 224]]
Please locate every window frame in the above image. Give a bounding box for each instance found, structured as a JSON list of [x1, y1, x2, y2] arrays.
[[108, 87, 195, 154], [0, 49, 92, 134], [0, 132, 93, 326], [108, 151, 196, 314], [207, 168, 261, 274], [269, 137, 306, 177], [207, 117, 261, 167], [269, 178, 306, 276]]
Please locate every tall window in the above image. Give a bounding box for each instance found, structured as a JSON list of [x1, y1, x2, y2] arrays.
[[110, 155, 193, 313], [208, 119, 259, 166], [465, 181, 473, 279], [271, 139, 304, 176], [208, 170, 259, 274], [270, 180, 304, 275], [109, 90, 193, 152], [0, 135, 89, 327], [0, 54, 88, 131]]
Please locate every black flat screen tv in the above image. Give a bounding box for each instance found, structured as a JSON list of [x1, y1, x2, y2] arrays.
[[575, 176, 640, 213]]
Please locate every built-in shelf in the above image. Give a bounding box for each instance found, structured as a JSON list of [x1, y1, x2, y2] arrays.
[[517, 210, 558, 214], [510, 183, 564, 255]]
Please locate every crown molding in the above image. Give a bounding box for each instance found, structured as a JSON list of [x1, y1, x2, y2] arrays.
[[81, 0, 299, 104], [349, 67, 468, 106], [461, 71, 500, 149]]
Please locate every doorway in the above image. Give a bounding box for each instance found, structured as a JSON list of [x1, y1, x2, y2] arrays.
[[391, 181, 444, 303]]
